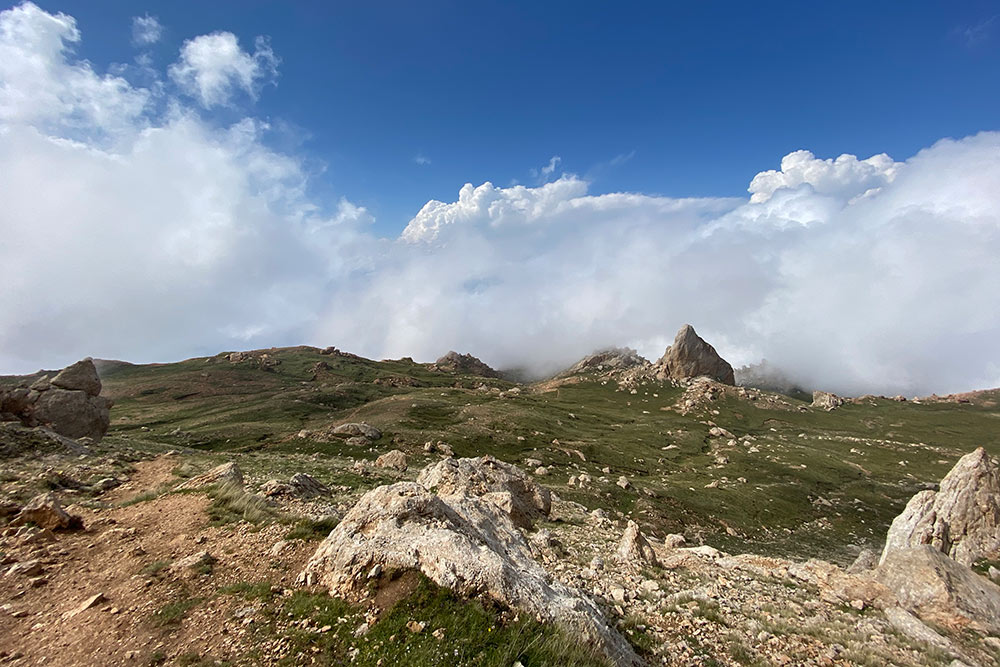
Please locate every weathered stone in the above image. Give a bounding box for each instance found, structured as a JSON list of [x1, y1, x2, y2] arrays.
[[12, 493, 83, 531], [663, 534, 687, 549], [430, 351, 500, 378], [375, 450, 408, 471], [289, 473, 331, 497], [617, 520, 659, 567], [171, 551, 217, 573], [417, 455, 551, 529], [876, 545, 1000, 634], [175, 462, 243, 491], [331, 423, 382, 441], [31, 389, 112, 441], [880, 448, 1000, 566], [811, 391, 844, 411], [653, 324, 735, 385], [847, 548, 879, 574], [50, 358, 102, 396], [297, 482, 639, 666]]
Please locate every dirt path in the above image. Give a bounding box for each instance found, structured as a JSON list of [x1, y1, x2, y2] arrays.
[[0, 457, 317, 666]]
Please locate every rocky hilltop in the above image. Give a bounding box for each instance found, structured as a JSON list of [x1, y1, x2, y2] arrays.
[[429, 351, 500, 378], [1, 343, 999, 666]]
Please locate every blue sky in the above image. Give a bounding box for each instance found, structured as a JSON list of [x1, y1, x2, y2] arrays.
[[2, 1, 1000, 394], [48, 0, 1000, 235]]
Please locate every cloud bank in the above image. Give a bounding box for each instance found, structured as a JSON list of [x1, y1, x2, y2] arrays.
[[2, 2, 999, 397]]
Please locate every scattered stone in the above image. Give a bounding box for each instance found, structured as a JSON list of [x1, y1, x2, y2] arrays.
[[174, 462, 244, 491], [375, 450, 408, 471], [12, 493, 83, 531], [617, 521, 659, 567], [331, 423, 382, 441], [663, 534, 687, 549], [616, 476, 630, 490], [171, 551, 217, 573], [406, 620, 425, 633], [64, 593, 107, 618], [5, 560, 43, 577]]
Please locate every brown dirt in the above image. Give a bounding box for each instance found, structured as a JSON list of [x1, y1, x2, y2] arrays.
[[0, 456, 318, 666]]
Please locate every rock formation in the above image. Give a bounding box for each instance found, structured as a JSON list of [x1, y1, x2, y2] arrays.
[[563, 348, 650, 376], [876, 546, 1000, 634], [175, 462, 244, 491], [416, 455, 551, 529], [297, 479, 639, 665], [811, 391, 844, 411], [374, 449, 408, 471], [430, 351, 500, 378], [12, 492, 83, 530], [0, 358, 113, 441], [616, 520, 659, 567], [330, 422, 382, 441], [880, 447, 1000, 566], [653, 324, 735, 385]]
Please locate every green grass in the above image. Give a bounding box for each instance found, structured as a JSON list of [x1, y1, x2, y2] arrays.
[[206, 482, 277, 526], [245, 574, 610, 667], [92, 345, 1000, 563], [153, 596, 203, 627], [284, 516, 339, 541]]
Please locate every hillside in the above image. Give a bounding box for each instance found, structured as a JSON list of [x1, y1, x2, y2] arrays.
[[2, 345, 1000, 666]]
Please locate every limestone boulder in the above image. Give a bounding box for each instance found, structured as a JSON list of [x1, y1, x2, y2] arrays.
[[417, 455, 551, 529], [375, 449, 408, 471], [12, 492, 83, 531], [175, 462, 244, 491], [50, 358, 102, 396], [880, 447, 1000, 566], [876, 545, 1000, 634], [331, 423, 382, 441], [616, 520, 659, 567], [297, 481, 639, 666], [811, 391, 844, 411]]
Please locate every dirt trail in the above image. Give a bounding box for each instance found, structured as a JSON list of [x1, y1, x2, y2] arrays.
[[0, 456, 317, 666]]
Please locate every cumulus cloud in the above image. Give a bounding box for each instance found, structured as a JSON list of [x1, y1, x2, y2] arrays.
[[322, 135, 1000, 396], [131, 14, 162, 46], [0, 3, 366, 373], [168, 31, 278, 108], [414, 154, 431, 165], [2, 2, 999, 398]]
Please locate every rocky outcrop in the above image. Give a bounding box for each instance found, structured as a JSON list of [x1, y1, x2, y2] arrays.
[[880, 448, 1000, 566], [0, 359, 112, 441], [416, 455, 551, 529], [297, 481, 639, 666], [12, 492, 83, 531], [616, 520, 659, 567], [653, 325, 735, 385], [563, 348, 650, 377], [261, 472, 330, 498], [175, 462, 244, 491], [811, 391, 844, 411], [430, 351, 500, 378], [876, 546, 1000, 634]]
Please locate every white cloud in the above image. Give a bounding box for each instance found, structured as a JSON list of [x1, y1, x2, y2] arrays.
[[748, 150, 900, 203], [131, 14, 162, 46], [414, 154, 431, 165], [0, 2, 149, 142], [168, 31, 278, 108], [0, 3, 364, 373], [2, 2, 999, 398], [325, 135, 1000, 396]]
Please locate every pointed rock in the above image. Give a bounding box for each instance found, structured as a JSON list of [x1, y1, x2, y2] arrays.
[[175, 462, 244, 491], [50, 358, 102, 396], [654, 324, 734, 385], [880, 447, 1000, 566], [12, 493, 83, 531], [617, 520, 659, 567]]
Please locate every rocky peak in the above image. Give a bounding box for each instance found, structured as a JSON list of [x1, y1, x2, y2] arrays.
[[431, 351, 500, 378], [654, 324, 735, 385], [880, 447, 1000, 567]]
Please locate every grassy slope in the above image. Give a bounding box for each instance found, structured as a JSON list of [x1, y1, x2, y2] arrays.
[[87, 345, 1000, 565]]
